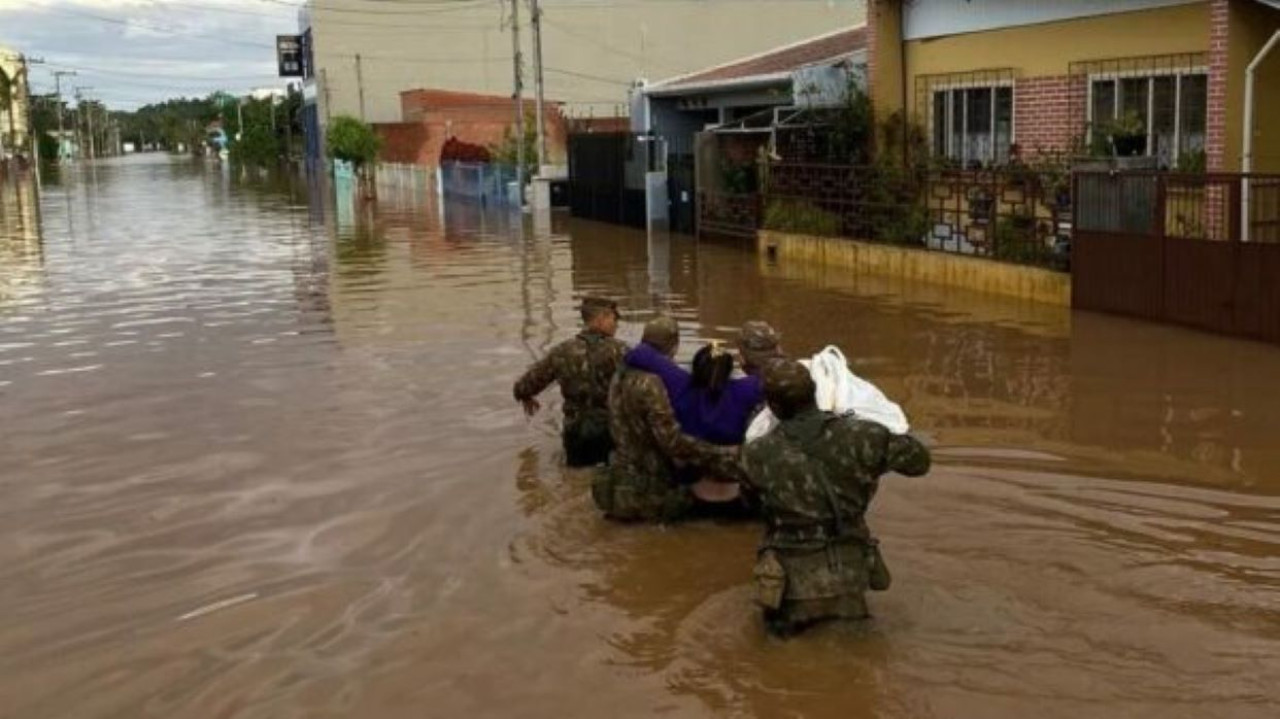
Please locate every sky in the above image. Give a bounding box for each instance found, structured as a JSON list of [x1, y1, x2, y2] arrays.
[[0, 0, 300, 110]]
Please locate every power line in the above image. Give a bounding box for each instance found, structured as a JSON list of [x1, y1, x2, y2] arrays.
[[253, 0, 495, 16]]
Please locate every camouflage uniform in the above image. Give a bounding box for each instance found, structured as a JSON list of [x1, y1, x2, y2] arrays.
[[593, 365, 744, 522], [737, 320, 785, 375], [742, 362, 931, 635], [513, 329, 627, 467]]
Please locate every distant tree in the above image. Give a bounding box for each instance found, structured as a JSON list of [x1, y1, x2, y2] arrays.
[[325, 114, 380, 170], [490, 111, 537, 181], [325, 114, 381, 198]]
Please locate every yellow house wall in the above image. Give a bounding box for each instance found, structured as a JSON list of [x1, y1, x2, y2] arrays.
[[901, 3, 1209, 120], [1229, 0, 1280, 172]]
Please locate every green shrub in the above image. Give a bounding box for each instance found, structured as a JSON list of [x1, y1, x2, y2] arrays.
[[763, 199, 841, 236], [325, 115, 381, 170]]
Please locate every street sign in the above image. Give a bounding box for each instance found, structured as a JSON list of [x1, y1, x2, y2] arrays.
[[277, 35, 303, 77]]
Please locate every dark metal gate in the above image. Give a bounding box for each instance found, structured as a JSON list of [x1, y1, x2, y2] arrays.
[[1072, 171, 1280, 344], [567, 133, 646, 229]]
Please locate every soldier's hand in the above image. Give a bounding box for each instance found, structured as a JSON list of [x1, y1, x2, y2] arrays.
[[520, 397, 542, 417]]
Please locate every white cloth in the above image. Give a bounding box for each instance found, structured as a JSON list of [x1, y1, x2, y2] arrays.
[[745, 346, 910, 442]]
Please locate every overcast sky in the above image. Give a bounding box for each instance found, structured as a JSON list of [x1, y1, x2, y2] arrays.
[[0, 0, 298, 110]]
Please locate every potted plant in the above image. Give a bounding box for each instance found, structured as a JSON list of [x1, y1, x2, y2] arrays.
[[1106, 110, 1146, 157]]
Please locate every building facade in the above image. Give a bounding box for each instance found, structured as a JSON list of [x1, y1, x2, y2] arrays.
[[867, 0, 1280, 172], [0, 47, 32, 163], [297, 0, 865, 166]]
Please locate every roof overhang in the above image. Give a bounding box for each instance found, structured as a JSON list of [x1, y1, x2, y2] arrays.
[[1256, 0, 1280, 11], [644, 72, 794, 98]]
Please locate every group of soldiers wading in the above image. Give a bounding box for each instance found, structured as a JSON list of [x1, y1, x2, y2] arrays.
[[514, 297, 931, 636]]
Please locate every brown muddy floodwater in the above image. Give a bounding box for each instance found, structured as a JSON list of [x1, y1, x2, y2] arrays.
[[1, 155, 1279, 719]]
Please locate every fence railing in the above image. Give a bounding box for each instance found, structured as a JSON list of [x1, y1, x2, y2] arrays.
[[375, 162, 434, 196], [753, 163, 1072, 270], [1075, 171, 1280, 243], [1072, 170, 1280, 344], [439, 161, 517, 206]]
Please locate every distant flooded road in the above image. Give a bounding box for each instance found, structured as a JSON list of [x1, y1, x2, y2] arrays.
[[2, 155, 1278, 719]]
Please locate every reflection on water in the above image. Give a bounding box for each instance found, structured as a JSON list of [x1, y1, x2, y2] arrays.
[[1, 155, 1278, 718]]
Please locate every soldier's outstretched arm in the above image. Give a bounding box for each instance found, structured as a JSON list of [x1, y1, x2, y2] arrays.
[[513, 345, 561, 410], [885, 433, 931, 477]]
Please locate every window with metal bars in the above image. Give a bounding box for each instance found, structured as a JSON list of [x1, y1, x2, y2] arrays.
[[930, 85, 1013, 167]]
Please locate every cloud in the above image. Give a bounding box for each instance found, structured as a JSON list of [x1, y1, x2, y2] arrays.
[[0, 0, 297, 108]]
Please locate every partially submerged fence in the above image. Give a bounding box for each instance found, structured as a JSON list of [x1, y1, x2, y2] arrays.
[[439, 161, 517, 206], [1073, 171, 1280, 344], [704, 161, 1072, 270]]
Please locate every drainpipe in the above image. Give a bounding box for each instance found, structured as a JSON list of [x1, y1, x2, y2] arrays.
[[1242, 29, 1280, 242], [898, 0, 909, 167]]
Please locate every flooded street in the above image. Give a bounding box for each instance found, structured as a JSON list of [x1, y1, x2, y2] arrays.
[[2, 154, 1279, 719]]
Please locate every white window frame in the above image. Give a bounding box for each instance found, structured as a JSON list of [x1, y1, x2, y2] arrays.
[[930, 79, 1016, 167], [1085, 66, 1208, 164]]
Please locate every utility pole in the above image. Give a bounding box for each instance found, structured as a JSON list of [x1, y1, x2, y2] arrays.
[[284, 84, 294, 165], [510, 0, 525, 205], [530, 0, 547, 169], [355, 53, 366, 121], [52, 70, 75, 162], [75, 86, 97, 161]]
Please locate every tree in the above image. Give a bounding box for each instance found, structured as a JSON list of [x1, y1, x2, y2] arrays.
[[326, 114, 381, 198], [490, 111, 537, 181], [325, 114, 380, 171]]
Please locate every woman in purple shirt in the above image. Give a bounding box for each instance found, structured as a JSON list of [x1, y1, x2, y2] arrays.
[[624, 340, 764, 446]]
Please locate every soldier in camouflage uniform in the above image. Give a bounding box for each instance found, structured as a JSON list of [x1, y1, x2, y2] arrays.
[[742, 360, 931, 635], [593, 316, 744, 522], [736, 320, 785, 376], [514, 297, 627, 467]]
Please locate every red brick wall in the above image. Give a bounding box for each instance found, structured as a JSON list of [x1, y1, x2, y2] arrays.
[[1206, 0, 1229, 171], [374, 122, 430, 164], [377, 88, 571, 167], [1013, 75, 1087, 155]]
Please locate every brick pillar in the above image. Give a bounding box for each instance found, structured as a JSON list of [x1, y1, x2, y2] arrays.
[[1206, 0, 1230, 172]]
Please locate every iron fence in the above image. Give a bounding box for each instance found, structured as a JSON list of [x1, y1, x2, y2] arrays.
[[1075, 171, 1280, 243], [439, 161, 517, 206], [760, 162, 1072, 269]]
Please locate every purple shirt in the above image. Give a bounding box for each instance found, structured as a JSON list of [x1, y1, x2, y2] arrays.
[[625, 343, 764, 446]]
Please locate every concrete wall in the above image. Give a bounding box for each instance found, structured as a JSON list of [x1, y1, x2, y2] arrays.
[[759, 230, 1071, 306], [308, 0, 864, 125]]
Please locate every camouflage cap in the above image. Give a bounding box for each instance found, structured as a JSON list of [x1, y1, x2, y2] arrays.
[[580, 296, 621, 321], [641, 315, 680, 354], [763, 359, 816, 417], [737, 320, 782, 367]]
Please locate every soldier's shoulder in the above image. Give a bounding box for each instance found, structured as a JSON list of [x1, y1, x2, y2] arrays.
[[839, 417, 893, 441]]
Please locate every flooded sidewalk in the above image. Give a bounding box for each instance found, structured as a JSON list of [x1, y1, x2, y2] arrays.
[[1, 155, 1278, 718]]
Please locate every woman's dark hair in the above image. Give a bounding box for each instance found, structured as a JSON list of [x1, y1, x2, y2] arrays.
[[692, 343, 735, 399]]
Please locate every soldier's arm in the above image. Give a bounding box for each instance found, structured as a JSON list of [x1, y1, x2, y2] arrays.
[[641, 377, 743, 479], [513, 344, 561, 402], [738, 442, 768, 490], [884, 433, 931, 477], [624, 343, 692, 398]]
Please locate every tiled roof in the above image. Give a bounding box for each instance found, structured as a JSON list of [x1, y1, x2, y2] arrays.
[[656, 26, 866, 90]]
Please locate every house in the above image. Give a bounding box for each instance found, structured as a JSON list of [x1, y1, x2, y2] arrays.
[[866, 0, 1280, 172], [296, 0, 862, 169], [373, 88, 569, 168], [0, 47, 31, 162], [637, 26, 868, 152]]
